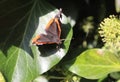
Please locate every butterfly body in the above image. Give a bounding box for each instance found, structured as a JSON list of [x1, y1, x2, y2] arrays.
[[32, 8, 62, 45]]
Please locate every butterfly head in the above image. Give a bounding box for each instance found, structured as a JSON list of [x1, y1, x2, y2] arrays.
[[55, 8, 62, 20]]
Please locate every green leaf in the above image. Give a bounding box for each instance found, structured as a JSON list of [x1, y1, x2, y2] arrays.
[[65, 49, 120, 79], [0, 0, 72, 82]]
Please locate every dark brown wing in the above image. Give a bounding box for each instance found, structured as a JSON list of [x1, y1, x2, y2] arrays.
[[32, 18, 61, 45], [32, 8, 62, 45]]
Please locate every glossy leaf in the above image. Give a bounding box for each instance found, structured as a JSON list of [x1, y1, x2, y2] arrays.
[[65, 49, 120, 79], [0, 0, 72, 82]]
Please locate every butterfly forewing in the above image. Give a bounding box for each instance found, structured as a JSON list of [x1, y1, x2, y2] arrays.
[[32, 19, 61, 45]]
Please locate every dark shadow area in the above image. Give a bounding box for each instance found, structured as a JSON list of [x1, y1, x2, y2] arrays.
[[38, 44, 59, 57]]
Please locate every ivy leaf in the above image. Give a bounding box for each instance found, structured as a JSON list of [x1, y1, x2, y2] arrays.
[[0, 0, 72, 82], [65, 49, 120, 79]]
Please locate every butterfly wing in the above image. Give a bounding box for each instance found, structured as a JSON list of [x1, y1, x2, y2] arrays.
[[32, 34, 56, 45], [32, 18, 61, 45], [45, 18, 61, 42], [32, 9, 62, 45]]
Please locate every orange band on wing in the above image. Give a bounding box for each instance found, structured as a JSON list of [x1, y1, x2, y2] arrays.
[[54, 18, 61, 38], [45, 18, 54, 30], [32, 35, 41, 44]]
